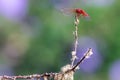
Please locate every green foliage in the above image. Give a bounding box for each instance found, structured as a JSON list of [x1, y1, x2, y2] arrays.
[[1, 0, 120, 80], [15, 0, 120, 77]]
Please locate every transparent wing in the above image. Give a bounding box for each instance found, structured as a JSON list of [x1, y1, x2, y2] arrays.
[[60, 8, 75, 16]]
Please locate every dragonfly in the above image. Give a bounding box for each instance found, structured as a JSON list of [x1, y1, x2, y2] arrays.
[[61, 8, 89, 19]]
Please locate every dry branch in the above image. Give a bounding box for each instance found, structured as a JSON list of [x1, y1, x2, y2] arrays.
[[0, 10, 93, 80]]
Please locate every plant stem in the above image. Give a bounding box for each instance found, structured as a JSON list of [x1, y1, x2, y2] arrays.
[[71, 15, 79, 67]]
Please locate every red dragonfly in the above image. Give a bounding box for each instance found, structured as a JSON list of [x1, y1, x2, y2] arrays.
[[61, 8, 89, 18]]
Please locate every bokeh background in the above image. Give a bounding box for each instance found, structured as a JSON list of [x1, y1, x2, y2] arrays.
[[0, 0, 120, 80]]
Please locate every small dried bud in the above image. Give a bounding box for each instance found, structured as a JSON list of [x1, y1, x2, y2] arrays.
[[61, 64, 72, 73], [85, 48, 93, 58], [76, 18, 79, 23], [75, 66, 80, 70], [71, 51, 76, 56], [71, 51, 78, 61], [74, 16, 79, 26]]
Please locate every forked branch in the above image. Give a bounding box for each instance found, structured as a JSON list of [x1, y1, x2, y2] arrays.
[[0, 9, 93, 80]]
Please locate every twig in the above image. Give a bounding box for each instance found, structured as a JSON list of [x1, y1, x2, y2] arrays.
[[64, 48, 93, 74], [72, 48, 93, 71], [0, 73, 56, 80], [71, 15, 79, 67], [0, 9, 93, 80], [0, 48, 93, 80]]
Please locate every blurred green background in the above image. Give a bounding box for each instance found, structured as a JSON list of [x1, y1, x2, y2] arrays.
[[0, 0, 120, 80]]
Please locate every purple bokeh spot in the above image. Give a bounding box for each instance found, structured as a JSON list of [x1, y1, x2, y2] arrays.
[[0, 64, 14, 76], [0, 0, 28, 20], [81, 0, 114, 7], [76, 36, 102, 73], [109, 60, 120, 80]]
